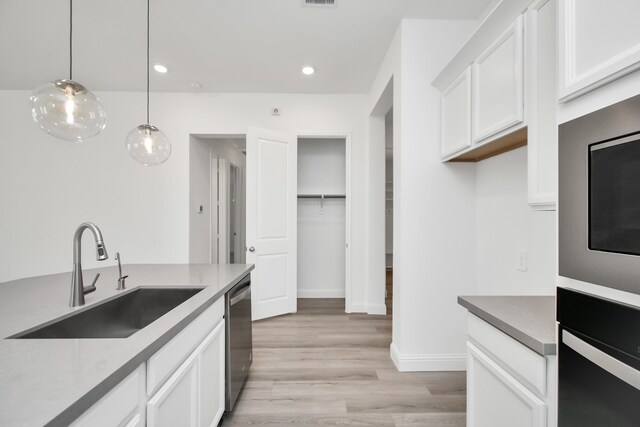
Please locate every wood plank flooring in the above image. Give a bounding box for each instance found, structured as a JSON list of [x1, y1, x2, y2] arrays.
[[221, 298, 466, 427]]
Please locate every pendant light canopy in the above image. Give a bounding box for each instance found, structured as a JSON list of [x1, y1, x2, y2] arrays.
[[126, 0, 171, 166], [29, 0, 106, 143]]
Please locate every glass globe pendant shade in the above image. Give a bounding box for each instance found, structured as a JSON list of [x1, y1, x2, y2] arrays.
[[126, 124, 172, 166], [29, 79, 107, 142]]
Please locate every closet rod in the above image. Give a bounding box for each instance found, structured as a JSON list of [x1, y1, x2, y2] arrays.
[[297, 194, 346, 199]]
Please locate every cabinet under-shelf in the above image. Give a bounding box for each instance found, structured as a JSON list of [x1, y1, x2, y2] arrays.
[[447, 127, 527, 163]]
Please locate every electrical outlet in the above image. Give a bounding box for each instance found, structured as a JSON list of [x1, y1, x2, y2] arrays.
[[517, 250, 528, 272]]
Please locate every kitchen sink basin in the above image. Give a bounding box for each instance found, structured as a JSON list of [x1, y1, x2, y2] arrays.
[[12, 287, 204, 339]]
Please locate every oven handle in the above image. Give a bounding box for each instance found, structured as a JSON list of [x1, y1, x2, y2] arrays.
[[563, 330, 640, 391], [230, 285, 251, 306]]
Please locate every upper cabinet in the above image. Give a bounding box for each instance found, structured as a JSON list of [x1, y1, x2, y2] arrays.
[[559, 0, 640, 102], [472, 16, 524, 143], [441, 67, 472, 158], [433, 0, 558, 210]]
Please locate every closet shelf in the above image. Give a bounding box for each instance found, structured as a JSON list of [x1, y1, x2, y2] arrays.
[[297, 194, 346, 199]]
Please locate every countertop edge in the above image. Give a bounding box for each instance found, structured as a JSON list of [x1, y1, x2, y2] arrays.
[[46, 266, 254, 427], [457, 296, 556, 356]]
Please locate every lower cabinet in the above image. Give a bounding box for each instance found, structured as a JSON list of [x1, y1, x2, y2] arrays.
[[467, 342, 546, 427], [147, 319, 226, 427], [466, 314, 557, 427], [70, 300, 226, 427], [70, 365, 146, 427], [198, 321, 226, 427]]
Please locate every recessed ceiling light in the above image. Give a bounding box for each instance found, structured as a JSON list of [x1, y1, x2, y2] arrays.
[[302, 66, 315, 76], [153, 64, 168, 73]]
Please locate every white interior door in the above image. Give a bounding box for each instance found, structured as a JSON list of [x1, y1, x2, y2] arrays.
[[246, 127, 297, 320]]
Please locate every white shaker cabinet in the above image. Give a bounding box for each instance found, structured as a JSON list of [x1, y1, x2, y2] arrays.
[[147, 351, 200, 427], [466, 314, 556, 427], [197, 320, 226, 427], [467, 342, 546, 427], [70, 365, 147, 427], [559, 0, 640, 101], [441, 67, 472, 158], [472, 15, 525, 143], [526, 0, 558, 210]]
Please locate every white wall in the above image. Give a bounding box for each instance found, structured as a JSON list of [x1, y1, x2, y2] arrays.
[[368, 19, 478, 371], [475, 147, 556, 295], [0, 91, 370, 311], [297, 138, 346, 298], [189, 136, 212, 263]]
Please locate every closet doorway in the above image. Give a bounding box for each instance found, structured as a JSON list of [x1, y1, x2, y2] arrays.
[[297, 135, 351, 312]]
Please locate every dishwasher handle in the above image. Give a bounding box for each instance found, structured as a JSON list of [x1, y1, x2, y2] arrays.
[[230, 285, 251, 306]]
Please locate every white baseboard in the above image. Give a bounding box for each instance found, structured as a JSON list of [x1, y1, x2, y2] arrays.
[[348, 302, 367, 313], [390, 343, 466, 372], [298, 289, 345, 298], [367, 303, 387, 315], [347, 302, 387, 314]]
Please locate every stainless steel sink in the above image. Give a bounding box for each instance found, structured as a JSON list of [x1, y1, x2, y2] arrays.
[[12, 287, 204, 339]]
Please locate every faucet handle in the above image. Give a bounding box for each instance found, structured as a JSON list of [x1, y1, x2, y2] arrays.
[[84, 273, 100, 295], [117, 275, 129, 291]]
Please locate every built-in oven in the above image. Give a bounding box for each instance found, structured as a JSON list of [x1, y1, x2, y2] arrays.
[[559, 93, 640, 295], [557, 288, 640, 426], [225, 274, 252, 412]]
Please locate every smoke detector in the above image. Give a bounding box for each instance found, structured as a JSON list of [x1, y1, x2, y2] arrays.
[[303, 0, 336, 6]]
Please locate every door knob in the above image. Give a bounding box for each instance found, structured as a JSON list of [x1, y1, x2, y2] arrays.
[[248, 246, 255, 252]]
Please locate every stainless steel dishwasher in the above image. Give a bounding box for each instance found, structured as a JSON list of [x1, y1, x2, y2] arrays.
[[225, 274, 252, 412]]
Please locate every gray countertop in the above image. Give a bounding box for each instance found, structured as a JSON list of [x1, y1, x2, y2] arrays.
[[0, 263, 254, 427], [458, 295, 556, 356]]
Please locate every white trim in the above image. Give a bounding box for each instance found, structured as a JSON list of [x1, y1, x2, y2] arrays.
[[348, 302, 367, 313], [297, 289, 345, 298], [367, 303, 387, 316], [557, 276, 640, 309], [390, 343, 466, 372]]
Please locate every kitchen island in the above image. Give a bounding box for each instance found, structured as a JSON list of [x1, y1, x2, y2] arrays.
[[0, 264, 253, 426]]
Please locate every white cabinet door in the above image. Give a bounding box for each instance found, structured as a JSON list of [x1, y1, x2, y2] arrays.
[[467, 342, 546, 427], [71, 365, 146, 427], [441, 67, 472, 158], [559, 0, 640, 101], [147, 351, 199, 427], [472, 15, 524, 143], [526, 0, 558, 210], [198, 320, 226, 427]]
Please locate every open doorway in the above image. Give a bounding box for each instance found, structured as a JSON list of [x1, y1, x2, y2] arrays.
[[297, 137, 348, 308], [188, 135, 246, 264]]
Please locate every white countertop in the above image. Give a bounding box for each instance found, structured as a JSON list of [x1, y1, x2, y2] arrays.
[[0, 263, 253, 427]]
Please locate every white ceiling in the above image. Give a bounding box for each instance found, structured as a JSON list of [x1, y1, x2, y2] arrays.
[[0, 0, 491, 93]]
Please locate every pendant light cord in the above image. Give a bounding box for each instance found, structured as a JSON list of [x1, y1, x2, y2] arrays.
[[146, 0, 150, 125], [69, 0, 73, 80]]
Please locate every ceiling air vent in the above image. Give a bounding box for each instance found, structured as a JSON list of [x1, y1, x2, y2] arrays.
[[303, 0, 336, 6]]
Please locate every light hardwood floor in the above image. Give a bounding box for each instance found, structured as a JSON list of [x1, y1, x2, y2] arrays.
[[221, 298, 466, 427]]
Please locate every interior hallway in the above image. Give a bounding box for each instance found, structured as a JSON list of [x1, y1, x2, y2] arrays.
[[221, 298, 466, 426]]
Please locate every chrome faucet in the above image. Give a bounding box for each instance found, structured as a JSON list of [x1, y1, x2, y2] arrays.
[[70, 222, 109, 307]]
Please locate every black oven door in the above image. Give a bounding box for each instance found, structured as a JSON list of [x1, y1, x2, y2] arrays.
[[558, 327, 640, 426]]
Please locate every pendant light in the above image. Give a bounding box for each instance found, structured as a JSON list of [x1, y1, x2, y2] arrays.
[[125, 0, 171, 166], [29, 0, 107, 143]]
